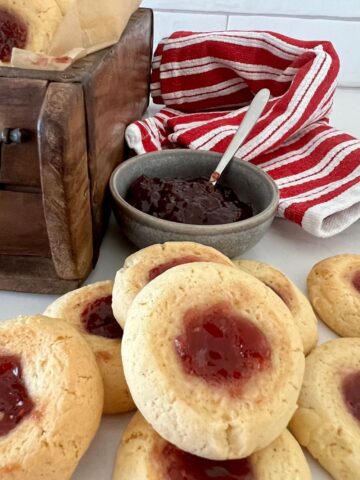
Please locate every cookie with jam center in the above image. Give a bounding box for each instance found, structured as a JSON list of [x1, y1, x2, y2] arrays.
[[307, 254, 360, 336], [290, 338, 360, 480], [44, 281, 135, 414], [122, 262, 304, 460], [112, 242, 233, 328], [0, 315, 103, 480], [112, 412, 311, 480], [0, 0, 63, 61], [234, 260, 318, 355]]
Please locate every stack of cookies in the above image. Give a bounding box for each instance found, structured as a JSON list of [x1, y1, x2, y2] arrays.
[[110, 245, 360, 480], [1, 243, 359, 480], [111, 242, 315, 479]]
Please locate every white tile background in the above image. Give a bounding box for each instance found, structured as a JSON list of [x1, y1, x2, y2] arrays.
[[142, 0, 360, 87]]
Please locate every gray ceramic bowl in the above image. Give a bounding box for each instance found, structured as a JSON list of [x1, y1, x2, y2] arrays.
[[110, 149, 278, 257]]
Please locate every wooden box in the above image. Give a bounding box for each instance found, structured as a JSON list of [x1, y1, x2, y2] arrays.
[[0, 8, 152, 294]]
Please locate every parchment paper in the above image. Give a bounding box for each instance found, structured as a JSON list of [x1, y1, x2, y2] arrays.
[[4, 0, 141, 71]]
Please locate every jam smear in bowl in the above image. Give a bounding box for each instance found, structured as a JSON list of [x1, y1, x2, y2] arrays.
[[126, 175, 253, 226]]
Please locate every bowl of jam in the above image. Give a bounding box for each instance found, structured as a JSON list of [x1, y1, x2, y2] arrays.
[[110, 149, 278, 257]]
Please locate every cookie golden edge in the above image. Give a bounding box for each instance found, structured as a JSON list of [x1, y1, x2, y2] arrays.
[[0, 315, 104, 480], [307, 254, 360, 337], [44, 281, 135, 414], [289, 337, 360, 480], [234, 259, 318, 355], [122, 262, 305, 460], [112, 412, 311, 480], [112, 241, 233, 328]]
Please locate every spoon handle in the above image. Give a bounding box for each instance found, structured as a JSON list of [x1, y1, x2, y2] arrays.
[[209, 88, 271, 186]]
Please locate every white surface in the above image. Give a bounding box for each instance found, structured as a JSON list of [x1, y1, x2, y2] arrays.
[[151, 10, 227, 50], [1, 87, 360, 479], [143, 0, 360, 86], [142, 0, 360, 18]]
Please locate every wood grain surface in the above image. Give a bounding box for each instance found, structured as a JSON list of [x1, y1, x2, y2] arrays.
[[0, 190, 50, 256], [84, 8, 153, 258], [0, 255, 80, 294], [38, 82, 93, 280]]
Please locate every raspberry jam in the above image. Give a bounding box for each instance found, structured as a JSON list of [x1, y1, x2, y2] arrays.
[[81, 295, 123, 339], [0, 356, 34, 436], [149, 256, 201, 281], [0, 9, 27, 62], [125, 175, 253, 225], [342, 371, 360, 422], [175, 303, 271, 386], [352, 272, 360, 294], [161, 443, 254, 480]]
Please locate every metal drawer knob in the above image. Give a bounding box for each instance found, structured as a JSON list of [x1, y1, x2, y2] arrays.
[[0, 128, 30, 144]]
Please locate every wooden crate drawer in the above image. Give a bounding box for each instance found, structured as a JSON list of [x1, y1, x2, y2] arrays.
[[0, 9, 152, 293], [0, 190, 50, 256], [0, 78, 47, 187]]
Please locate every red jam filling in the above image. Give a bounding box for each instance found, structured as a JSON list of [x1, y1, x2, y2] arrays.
[[81, 295, 123, 339], [125, 175, 253, 225], [175, 303, 271, 386], [342, 371, 360, 422], [161, 443, 254, 480], [148, 256, 202, 281], [352, 271, 360, 294], [0, 9, 27, 62], [0, 356, 34, 436]]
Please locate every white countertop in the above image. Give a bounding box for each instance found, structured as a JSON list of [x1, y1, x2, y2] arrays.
[[1, 88, 360, 479]]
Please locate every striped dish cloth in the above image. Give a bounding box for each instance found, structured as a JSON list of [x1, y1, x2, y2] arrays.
[[125, 31, 360, 237]]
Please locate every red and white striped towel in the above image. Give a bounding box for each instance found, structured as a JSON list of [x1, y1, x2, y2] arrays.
[[125, 31, 360, 237]]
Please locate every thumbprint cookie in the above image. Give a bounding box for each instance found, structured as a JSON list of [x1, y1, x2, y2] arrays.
[[0, 0, 63, 61], [234, 260, 318, 355], [112, 242, 233, 328], [0, 315, 103, 480], [122, 262, 304, 460], [307, 254, 360, 337], [112, 412, 311, 480], [44, 281, 135, 414], [290, 338, 360, 480]]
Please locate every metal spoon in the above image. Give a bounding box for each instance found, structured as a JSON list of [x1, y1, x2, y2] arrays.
[[209, 88, 271, 186]]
